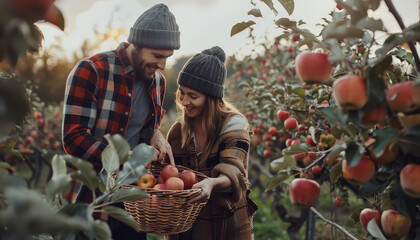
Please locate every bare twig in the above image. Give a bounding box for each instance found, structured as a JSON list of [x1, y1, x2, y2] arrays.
[[385, 0, 420, 73], [310, 207, 358, 240], [251, 159, 273, 178]]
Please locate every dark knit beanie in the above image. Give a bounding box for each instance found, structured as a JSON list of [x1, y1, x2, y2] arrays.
[[128, 3, 180, 50], [178, 46, 226, 98]]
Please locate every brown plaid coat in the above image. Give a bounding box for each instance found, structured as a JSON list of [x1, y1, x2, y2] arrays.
[[165, 121, 258, 240]]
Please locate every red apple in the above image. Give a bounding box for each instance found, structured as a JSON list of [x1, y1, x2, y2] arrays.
[[369, 142, 399, 164], [165, 177, 184, 190], [161, 165, 179, 182], [342, 155, 375, 185], [37, 118, 45, 127], [362, 107, 387, 124], [334, 197, 343, 207], [263, 149, 272, 158], [381, 209, 411, 239], [157, 175, 164, 184], [359, 208, 381, 231], [333, 75, 367, 110], [285, 138, 293, 147], [263, 133, 272, 141], [33, 111, 42, 119], [306, 136, 316, 147], [298, 124, 308, 131], [268, 126, 277, 136], [179, 170, 198, 189], [400, 164, 420, 198], [277, 110, 290, 121], [386, 81, 415, 113], [285, 118, 298, 130], [137, 173, 156, 188], [153, 183, 166, 190], [311, 165, 322, 175], [252, 128, 260, 135], [25, 136, 34, 145], [289, 178, 320, 208], [295, 52, 333, 84]]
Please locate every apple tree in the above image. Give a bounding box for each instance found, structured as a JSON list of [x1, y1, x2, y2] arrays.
[[229, 0, 420, 239]]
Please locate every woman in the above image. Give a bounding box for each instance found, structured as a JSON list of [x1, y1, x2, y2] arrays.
[[165, 46, 257, 240]]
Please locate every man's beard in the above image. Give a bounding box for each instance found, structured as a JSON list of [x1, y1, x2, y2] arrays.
[[131, 53, 154, 81]]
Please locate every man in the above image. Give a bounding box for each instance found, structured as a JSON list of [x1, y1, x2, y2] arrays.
[[62, 3, 178, 239]]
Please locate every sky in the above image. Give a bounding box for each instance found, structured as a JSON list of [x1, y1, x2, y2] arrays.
[[37, 0, 419, 66]]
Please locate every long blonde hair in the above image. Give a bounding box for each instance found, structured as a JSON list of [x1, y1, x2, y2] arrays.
[[175, 89, 243, 161]]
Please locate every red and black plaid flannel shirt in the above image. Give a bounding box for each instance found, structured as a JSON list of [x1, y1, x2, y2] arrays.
[[62, 42, 166, 219]]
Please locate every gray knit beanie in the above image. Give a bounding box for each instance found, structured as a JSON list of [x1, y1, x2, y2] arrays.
[[128, 3, 180, 50], [178, 46, 226, 98]]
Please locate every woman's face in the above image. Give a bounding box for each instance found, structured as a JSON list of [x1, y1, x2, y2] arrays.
[[178, 85, 206, 119]]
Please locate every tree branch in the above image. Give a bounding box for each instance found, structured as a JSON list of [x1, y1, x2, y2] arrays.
[[385, 0, 420, 73], [310, 207, 358, 240]]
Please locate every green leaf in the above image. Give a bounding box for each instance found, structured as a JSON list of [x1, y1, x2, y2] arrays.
[[357, 17, 384, 32], [345, 141, 362, 167], [51, 155, 67, 180], [372, 128, 399, 157], [262, 0, 278, 15], [275, 18, 297, 29], [129, 143, 155, 166], [101, 147, 120, 175], [277, 0, 294, 15], [270, 155, 296, 172], [104, 206, 138, 232], [45, 174, 72, 200], [0, 162, 11, 169], [111, 188, 149, 203], [265, 172, 290, 191], [231, 21, 256, 37], [322, 22, 364, 40], [282, 143, 311, 155], [64, 155, 99, 191], [321, 108, 347, 126], [118, 144, 154, 186], [367, 219, 387, 240], [248, 8, 262, 18], [94, 220, 112, 240], [358, 172, 390, 197], [331, 125, 344, 139], [104, 134, 130, 164], [328, 140, 347, 157], [330, 160, 342, 184]]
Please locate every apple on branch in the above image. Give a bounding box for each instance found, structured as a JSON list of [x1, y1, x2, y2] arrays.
[[359, 208, 381, 231], [381, 209, 411, 239], [289, 178, 320, 208], [295, 52, 333, 84]]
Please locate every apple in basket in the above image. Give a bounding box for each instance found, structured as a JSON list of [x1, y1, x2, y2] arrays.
[[153, 183, 166, 190], [137, 173, 156, 188], [165, 177, 184, 190], [161, 165, 179, 182], [179, 170, 198, 189]]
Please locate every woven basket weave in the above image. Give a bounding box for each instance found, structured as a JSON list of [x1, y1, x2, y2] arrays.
[[120, 163, 207, 235]]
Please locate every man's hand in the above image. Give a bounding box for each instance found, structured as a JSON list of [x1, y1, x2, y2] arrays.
[[150, 129, 174, 165]]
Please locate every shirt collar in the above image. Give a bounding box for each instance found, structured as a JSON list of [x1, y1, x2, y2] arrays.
[[117, 42, 134, 75]]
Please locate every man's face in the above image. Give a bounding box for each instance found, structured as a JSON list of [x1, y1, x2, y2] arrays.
[[131, 46, 174, 80]]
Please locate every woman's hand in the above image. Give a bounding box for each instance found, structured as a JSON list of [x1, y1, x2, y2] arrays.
[[150, 129, 174, 165], [187, 178, 214, 204]]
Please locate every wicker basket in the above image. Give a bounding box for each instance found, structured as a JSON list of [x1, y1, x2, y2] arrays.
[[119, 163, 208, 235]]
